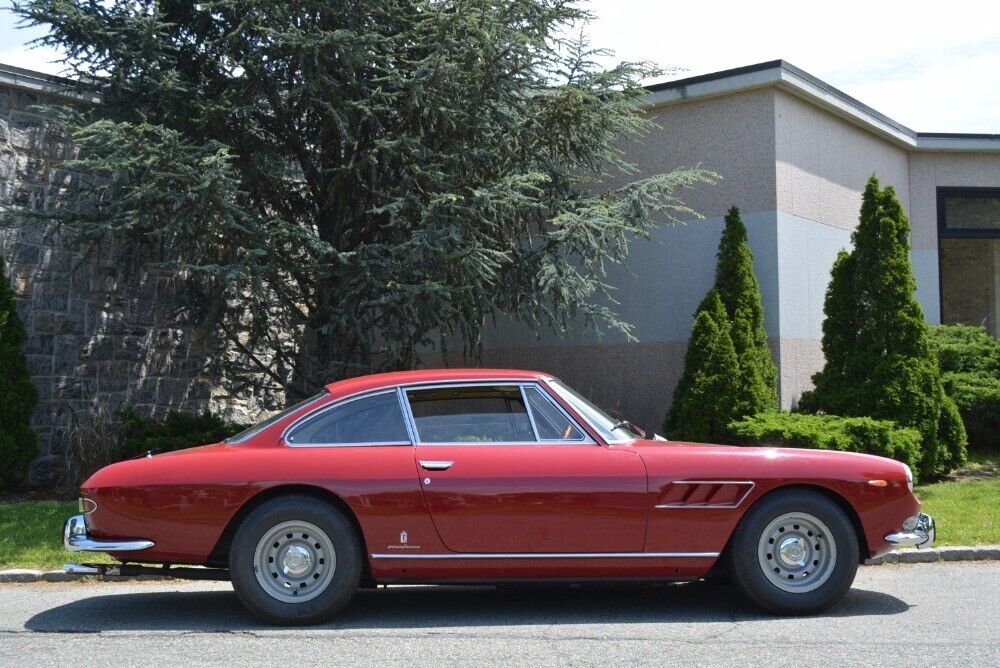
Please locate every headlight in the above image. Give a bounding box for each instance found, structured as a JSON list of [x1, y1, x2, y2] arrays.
[[902, 465, 914, 492]]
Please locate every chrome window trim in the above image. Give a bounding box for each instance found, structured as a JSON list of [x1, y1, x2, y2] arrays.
[[653, 481, 756, 509], [401, 381, 596, 447], [370, 551, 720, 560], [282, 389, 413, 447]]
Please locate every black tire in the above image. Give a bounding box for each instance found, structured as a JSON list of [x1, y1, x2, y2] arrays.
[[728, 489, 859, 615], [229, 495, 363, 625]]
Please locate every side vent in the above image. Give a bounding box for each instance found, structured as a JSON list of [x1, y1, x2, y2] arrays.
[[655, 480, 755, 509]]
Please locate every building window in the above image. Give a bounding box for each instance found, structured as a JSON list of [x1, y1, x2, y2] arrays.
[[938, 188, 1000, 338]]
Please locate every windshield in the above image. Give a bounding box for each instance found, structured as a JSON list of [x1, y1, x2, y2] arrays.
[[545, 379, 641, 443], [224, 391, 329, 444]]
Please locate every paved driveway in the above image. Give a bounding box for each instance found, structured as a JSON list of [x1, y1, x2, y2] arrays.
[[0, 562, 996, 667]]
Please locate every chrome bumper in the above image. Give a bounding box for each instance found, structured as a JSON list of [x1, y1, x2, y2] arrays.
[[63, 514, 154, 552], [885, 512, 935, 549]]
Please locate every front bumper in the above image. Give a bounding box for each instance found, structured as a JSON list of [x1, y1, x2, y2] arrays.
[[63, 514, 155, 552], [884, 512, 935, 549]]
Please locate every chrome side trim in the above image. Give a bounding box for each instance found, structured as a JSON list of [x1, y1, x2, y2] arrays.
[[370, 551, 720, 559], [654, 481, 756, 509], [63, 514, 154, 552]]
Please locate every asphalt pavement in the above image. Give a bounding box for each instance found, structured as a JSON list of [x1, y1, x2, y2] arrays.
[[0, 562, 996, 667]]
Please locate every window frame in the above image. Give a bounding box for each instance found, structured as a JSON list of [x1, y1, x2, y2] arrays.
[[400, 381, 596, 447], [282, 389, 413, 448], [937, 187, 1000, 239], [936, 187, 1000, 335]]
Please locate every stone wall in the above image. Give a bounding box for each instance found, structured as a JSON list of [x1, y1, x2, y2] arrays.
[[0, 73, 258, 486]]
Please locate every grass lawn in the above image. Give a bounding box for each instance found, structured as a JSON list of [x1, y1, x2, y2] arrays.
[[916, 452, 1000, 546], [0, 500, 113, 571]]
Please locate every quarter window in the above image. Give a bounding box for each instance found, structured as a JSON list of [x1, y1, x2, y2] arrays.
[[406, 386, 536, 443], [523, 386, 585, 441], [285, 392, 410, 445]]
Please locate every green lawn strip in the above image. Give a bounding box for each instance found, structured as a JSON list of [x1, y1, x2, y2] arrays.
[[0, 500, 113, 571], [916, 476, 1000, 546]]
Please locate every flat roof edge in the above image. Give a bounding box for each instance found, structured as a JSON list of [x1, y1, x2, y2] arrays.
[[644, 60, 1000, 152], [0, 62, 100, 103]]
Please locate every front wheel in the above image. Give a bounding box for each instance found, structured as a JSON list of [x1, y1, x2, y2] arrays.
[[229, 495, 363, 625], [728, 489, 859, 615]]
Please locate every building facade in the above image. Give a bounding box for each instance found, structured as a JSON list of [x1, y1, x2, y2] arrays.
[[2, 60, 999, 483], [474, 61, 1000, 431]]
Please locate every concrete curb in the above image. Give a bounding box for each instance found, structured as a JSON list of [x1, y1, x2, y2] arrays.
[[0, 569, 169, 583], [864, 545, 1000, 565], [2, 546, 999, 582]]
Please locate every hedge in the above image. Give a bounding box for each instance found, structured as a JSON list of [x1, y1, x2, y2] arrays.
[[729, 412, 923, 479], [929, 325, 1000, 451]]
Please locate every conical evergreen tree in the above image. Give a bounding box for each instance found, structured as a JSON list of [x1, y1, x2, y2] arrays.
[[799, 176, 966, 478], [711, 206, 778, 416], [0, 256, 38, 489], [664, 291, 740, 442]]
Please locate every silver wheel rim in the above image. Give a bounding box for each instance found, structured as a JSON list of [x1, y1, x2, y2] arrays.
[[757, 512, 837, 593], [253, 520, 337, 603]]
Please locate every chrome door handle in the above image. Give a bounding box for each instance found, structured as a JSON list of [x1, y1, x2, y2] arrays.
[[419, 460, 453, 471]]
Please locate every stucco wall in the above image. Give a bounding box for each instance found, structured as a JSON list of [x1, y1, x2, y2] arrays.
[[774, 89, 911, 230], [909, 152, 1000, 325], [476, 89, 783, 428]]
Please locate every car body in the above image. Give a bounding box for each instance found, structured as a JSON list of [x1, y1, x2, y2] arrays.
[[64, 368, 934, 623]]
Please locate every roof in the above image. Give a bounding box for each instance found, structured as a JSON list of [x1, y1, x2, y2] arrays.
[[644, 60, 1000, 152], [0, 62, 100, 103], [2, 58, 996, 151], [324, 368, 550, 397]]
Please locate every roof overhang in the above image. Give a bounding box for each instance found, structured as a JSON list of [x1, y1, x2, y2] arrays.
[[643, 60, 1000, 153]]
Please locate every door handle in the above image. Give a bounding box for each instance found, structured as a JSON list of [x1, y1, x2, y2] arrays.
[[419, 460, 453, 471]]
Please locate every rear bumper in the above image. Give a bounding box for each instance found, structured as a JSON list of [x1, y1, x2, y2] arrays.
[[884, 512, 935, 549], [63, 514, 155, 552]]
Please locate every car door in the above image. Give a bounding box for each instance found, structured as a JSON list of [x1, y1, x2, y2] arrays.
[[406, 382, 648, 553]]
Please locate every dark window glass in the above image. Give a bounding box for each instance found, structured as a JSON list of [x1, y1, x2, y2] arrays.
[[940, 238, 1000, 338], [407, 386, 536, 443], [523, 386, 585, 441], [942, 195, 1000, 231], [286, 392, 409, 445]]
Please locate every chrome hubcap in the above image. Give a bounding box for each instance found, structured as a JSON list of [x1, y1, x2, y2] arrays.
[[253, 520, 336, 603], [757, 512, 837, 593]]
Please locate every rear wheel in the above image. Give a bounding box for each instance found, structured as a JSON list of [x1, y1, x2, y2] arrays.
[[229, 495, 362, 625], [728, 489, 859, 615]]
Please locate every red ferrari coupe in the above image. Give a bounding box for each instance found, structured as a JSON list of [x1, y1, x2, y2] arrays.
[[63, 369, 933, 624]]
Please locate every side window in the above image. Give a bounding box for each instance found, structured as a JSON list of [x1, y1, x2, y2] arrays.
[[406, 386, 536, 443], [523, 386, 586, 441], [286, 392, 410, 445]]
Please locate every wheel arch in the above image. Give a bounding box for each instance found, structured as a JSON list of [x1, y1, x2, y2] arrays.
[[720, 483, 870, 566], [207, 484, 371, 579]]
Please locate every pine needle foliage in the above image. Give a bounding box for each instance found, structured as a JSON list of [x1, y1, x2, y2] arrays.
[[663, 290, 740, 442], [799, 176, 966, 478], [14, 0, 716, 401], [0, 256, 38, 489]]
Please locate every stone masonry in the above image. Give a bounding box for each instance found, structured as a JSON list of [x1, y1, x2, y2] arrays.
[[0, 65, 259, 486]]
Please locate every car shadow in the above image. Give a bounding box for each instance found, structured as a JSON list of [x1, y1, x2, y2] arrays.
[[25, 580, 909, 632]]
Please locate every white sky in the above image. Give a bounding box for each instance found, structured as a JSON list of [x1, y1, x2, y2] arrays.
[[2, 0, 999, 132]]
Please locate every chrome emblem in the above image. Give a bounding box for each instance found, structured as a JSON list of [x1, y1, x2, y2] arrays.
[[400, 530, 408, 544]]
